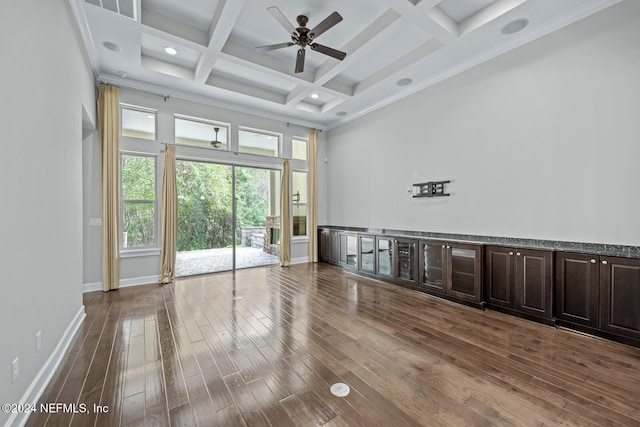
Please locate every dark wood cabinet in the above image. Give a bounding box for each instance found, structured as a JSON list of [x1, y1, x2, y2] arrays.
[[556, 252, 640, 345], [600, 256, 640, 341], [319, 228, 640, 347], [319, 229, 331, 262], [486, 247, 553, 321], [555, 252, 600, 328], [419, 241, 483, 305]]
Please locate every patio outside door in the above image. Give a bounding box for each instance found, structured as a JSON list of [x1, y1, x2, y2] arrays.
[[175, 160, 280, 276]]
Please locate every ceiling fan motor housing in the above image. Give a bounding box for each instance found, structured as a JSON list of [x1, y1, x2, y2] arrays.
[[292, 15, 312, 47]]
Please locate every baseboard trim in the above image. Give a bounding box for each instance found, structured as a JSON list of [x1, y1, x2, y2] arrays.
[[82, 281, 102, 293], [83, 275, 160, 293], [292, 257, 309, 265], [120, 275, 160, 288], [6, 306, 86, 427]]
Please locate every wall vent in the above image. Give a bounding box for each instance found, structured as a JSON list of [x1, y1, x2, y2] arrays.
[[85, 0, 136, 20]]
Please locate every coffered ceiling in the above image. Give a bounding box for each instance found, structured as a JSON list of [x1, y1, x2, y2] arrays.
[[70, 0, 620, 129]]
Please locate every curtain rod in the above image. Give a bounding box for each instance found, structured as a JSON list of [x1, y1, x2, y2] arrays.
[[287, 122, 322, 132]]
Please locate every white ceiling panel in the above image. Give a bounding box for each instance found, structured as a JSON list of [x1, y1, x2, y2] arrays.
[[72, 0, 622, 129]]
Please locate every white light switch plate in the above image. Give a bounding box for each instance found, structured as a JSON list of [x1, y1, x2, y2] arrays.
[[90, 218, 102, 226]]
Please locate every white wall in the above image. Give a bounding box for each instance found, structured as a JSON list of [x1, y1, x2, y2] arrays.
[[325, 0, 640, 246], [0, 0, 95, 424], [83, 88, 322, 287]]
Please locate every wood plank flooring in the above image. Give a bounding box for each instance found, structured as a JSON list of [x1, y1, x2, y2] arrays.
[[26, 263, 640, 426]]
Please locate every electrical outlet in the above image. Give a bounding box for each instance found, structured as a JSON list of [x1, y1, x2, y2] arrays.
[[36, 331, 42, 352], [90, 218, 102, 226], [12, 357, 19, 383]]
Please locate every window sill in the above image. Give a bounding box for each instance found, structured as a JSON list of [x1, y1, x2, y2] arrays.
[[292, 236, 310, 243], [121, 248, 161, 258]]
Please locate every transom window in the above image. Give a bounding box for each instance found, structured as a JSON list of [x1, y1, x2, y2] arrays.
[[175, 115, 229, 150], [238, 128, 280, 157], [121, 106, 156, 140], [292, 138, 308, 160]]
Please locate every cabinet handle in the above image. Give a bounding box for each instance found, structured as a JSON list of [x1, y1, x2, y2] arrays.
[[509, 252, 514, 256], [590, 259, 596, 264], [516, 252, 521, 256], [602, 260, 608, 265]]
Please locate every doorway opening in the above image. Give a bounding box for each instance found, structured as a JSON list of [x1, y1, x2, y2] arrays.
[[175, 160, 281, 276]]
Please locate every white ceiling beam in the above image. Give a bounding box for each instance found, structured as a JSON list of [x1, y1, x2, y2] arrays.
[[383, 0, 457, 43], [193, 0, 247, 84]]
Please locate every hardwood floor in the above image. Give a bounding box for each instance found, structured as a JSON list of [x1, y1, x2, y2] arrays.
[[26, 263, 640, 426]]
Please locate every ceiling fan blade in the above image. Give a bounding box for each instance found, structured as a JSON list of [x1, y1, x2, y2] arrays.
[[255, 42, 295, 53], [310, 12, 343, 39], [267, 6, 296, 35], [295, 48, 306, 73], [310, 43, 346, 61]]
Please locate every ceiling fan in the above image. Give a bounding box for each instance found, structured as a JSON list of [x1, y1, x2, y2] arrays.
[[255, 6, 347, 73], [210, 127, 222, 148]]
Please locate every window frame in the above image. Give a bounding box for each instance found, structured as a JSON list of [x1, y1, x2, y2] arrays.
[[174, 114, 231, 151], [238, 126, 282, 158], [292, 137, 309, 161], [120, 104, 157, 141], [292, 169, 309, 238], [119, 151, 160, 253]]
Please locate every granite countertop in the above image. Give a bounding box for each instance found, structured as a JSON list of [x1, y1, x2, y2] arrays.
[[318, 225, 640, 258]]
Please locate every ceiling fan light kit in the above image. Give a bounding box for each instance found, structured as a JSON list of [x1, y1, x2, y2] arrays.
[[256, 6, 347, 73]]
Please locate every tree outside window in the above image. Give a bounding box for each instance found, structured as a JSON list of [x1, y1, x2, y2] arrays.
[[121, 154, 156, 248]]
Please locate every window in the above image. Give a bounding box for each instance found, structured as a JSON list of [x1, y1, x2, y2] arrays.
[[292, 138, 308, 160], [121, 106, 156, 140], [238, 128, 279, 157], [121, 154, 156, 248], [292, 171, 308, 237], [175, 116, 229, 150]]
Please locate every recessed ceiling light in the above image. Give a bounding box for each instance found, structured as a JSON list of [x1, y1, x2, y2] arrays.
[[336, 111, 347, 117], [311, 93, 319, 99], [397, 78, 412, 86], [164, 46, 178, 55], [501, 18, 529, 35], [117, 70, 127, 78], [103, 41, 121, 52]]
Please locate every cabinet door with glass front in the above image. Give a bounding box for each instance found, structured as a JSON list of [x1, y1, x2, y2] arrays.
[[448, 243, 483, 303], [358, 235, 376, 274], [376, 237, 394, 278], [395, 238, 417, 287], [419, 241, 447, 294], [345, 234, 358, 269]]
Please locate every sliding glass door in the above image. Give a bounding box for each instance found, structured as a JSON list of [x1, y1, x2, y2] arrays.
[[235, 166, 281, 269], [175, 160, 281, 276]]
